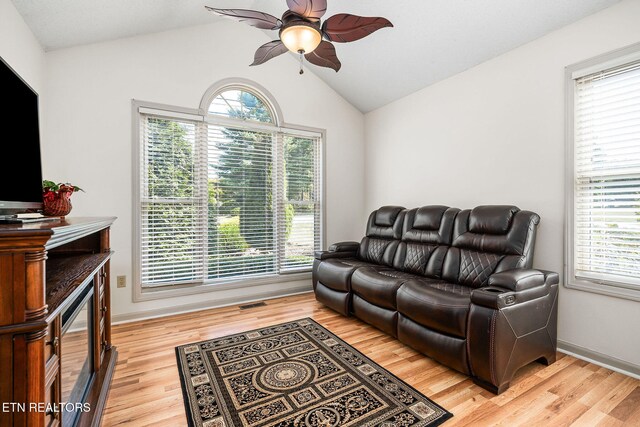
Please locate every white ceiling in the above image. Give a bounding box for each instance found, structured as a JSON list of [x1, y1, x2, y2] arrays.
[[12, 0, 621, 112]]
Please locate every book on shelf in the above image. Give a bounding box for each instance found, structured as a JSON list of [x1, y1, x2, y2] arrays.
[[16, 212, 46, 219], [0, 212, 45, 219], [18, 217, 60, 223]]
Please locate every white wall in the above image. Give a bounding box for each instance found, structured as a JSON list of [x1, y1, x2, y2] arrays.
[[0, 0, 45, 95], [42, 21, 365, 319], [364, 0, 640, 367]]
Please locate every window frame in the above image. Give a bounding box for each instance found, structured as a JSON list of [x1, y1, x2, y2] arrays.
[[199, 78, 284, 125], [565, 42, 640, 302], [132, 82, 325, 302]]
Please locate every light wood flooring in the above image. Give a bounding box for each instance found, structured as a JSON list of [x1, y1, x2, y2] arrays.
[[102, 293, 640, 426]]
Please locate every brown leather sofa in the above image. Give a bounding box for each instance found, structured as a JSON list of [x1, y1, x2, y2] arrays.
[[312, 205, 558, 394]]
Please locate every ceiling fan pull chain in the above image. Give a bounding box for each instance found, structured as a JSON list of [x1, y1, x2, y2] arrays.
[[299, 50, 304, 75]]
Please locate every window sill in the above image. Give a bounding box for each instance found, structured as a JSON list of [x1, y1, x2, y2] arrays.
[[565, 280, 640, 302], [133, 271, 312, 302]]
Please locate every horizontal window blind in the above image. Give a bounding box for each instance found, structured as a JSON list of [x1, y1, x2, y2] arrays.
[[207, 125, 277, 279], [140, 116, 205, 286], [279, 134, 322, 272], [138, 98, 322, 289], [574, 59, 640, 286]]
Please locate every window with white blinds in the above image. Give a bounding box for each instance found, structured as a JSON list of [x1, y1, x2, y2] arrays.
[[136, 89, 322, 290], [140, 116, 205, 285], [569, 54, 640, 295]]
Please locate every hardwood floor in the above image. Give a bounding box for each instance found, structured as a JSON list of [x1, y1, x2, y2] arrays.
[[102, 293, 640, 426]]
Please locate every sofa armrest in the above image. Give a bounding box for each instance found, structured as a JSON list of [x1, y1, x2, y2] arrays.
[[538, 269, 560, 285], [488, 269, 545, 291], [328, 241, 360, 252], [472, 268, 558, 309], [314, 251, 356, 260], [468, 268, 559, 393], [470, 286, 515, 309], [314, 241, 359, 260]]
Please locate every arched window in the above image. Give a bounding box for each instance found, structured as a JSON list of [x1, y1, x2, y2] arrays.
[[200, 78, 283, 125], [208, 89, 275, 123], [135, 80, 323, 295]]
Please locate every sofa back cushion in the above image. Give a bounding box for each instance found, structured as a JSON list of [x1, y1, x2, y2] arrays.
[[443, 205, 540, 288], [393, 206, 459, 278], [358, 206, 405, 266]]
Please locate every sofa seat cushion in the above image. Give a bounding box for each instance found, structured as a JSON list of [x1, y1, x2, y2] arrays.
[[397, 280, 472, 338], [351, 268, 428, 310], [316, 258, 379, 292]]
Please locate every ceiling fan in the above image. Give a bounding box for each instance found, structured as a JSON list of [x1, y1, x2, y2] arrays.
[[205, 0, 393, 74]]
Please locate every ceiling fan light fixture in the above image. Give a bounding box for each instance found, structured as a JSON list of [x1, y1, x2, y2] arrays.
[[206, 1, 393, 73], [280, 23, 322, 54]]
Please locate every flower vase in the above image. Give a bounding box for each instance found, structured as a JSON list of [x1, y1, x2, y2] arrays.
[[43, 190, 73, 217]]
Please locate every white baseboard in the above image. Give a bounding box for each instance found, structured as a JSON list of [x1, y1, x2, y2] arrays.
[[111, 284, 313, 325], [557, 339, 640, 380]]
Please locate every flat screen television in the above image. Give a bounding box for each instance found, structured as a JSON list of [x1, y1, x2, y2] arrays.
[[0, 55, 44, 214]]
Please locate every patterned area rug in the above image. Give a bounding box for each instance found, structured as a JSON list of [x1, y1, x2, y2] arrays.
[[176, 318, 452, 427]]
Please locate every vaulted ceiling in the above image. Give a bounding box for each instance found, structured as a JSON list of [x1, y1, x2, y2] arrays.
[[12, 0, 621, 112]]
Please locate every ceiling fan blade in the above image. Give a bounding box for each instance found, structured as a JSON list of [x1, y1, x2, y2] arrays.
[[205, 7, 282, 30], [286, 0, 327, 21], [322, 14, 393, 43], [251, 40, 289, 66], [305, 41, 341, 72]]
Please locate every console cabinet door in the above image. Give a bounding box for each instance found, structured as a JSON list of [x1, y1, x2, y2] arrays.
[[44, 374, 60, 427], [44, 319, 60, 372]]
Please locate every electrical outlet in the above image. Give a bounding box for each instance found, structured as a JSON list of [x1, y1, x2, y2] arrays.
[[116, 275, 126, 288]]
